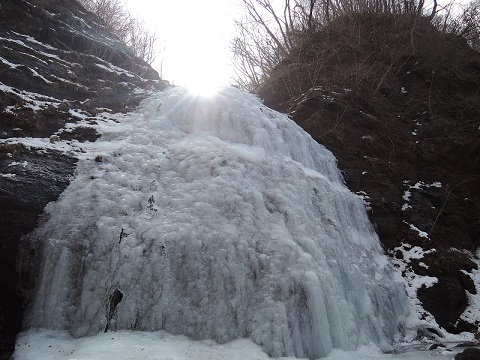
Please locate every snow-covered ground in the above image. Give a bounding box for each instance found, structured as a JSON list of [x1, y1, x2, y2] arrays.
[[8, 87, 479, 359], [13, 329, 468, 360]]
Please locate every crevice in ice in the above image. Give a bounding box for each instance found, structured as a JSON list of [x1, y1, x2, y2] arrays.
[[105, 288, 124, 333]]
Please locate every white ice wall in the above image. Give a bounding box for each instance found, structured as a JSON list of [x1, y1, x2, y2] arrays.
[[23, 87, 408, 359]]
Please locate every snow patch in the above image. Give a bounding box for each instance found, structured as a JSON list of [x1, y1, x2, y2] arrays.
[[29, 67, 52, 84], [390, 244, 439, 333], [356, 191, 372, 210], [14, 329, 468, 360], [11, 31, 59, 50], [95, 63, 136, 78], [0, 56, 20, 69], [0, 82, 62, 111], [460, 250, 480, 327], [8, 161, 28, 168], [0, 173, 16, 179], [401, 180, 442, 212], [406, 222, 430, 239]]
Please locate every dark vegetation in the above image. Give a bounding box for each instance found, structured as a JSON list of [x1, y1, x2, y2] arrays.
[[235, 0, 480, 336]]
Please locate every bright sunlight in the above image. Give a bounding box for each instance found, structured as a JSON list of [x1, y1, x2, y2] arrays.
[[125, 0, 238, 95]]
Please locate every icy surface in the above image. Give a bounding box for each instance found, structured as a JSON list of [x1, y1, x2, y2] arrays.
[[23, 87, 408, 359], [14, 329, 467, 360]]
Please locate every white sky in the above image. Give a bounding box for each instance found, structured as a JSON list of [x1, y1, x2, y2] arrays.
[[125, 0, 242, 93]]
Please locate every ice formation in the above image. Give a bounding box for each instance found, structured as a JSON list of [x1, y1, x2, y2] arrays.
[[22, 87, 407, 359]]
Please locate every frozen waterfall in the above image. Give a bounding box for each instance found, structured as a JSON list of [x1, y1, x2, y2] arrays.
[[21, 87, 408, 359]]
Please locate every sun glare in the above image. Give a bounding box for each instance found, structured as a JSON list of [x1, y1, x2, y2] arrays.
[[181, 59, 229, 97], [125, 0, 237, 96], [186, 81, 223, 97]]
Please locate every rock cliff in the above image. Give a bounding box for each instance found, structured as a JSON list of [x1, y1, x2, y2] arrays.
[[0, 0, 165, 357]]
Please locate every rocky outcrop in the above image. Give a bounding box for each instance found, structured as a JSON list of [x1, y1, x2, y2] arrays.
[[455, 347, 480, 360], [0, 0, 166, 357], [258, 14, 480, 336]]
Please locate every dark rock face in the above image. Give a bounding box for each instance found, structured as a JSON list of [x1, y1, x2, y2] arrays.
[[258, 14, 480, 335], [0, 146, 77, 358], [455, 348, 480, 360], [0, 0, 166, 357]]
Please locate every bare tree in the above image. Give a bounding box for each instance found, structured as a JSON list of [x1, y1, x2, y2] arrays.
[[77, 0, 157, 64], [231, 0, 320, 90], [231, 0, 450, 90], [450, 0, 480, 49], [431, 0, 480, 50]]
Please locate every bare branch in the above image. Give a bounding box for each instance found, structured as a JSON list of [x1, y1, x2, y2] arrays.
[[77, 0, 157, 64]]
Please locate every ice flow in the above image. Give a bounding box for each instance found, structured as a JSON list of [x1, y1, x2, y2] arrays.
[[22, 87, 407, 359]]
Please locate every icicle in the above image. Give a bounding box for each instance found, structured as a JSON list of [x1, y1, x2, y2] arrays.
[[21, 87, 408, 359]]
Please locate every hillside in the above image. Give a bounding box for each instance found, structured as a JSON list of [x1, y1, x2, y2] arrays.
[[0, 0, 166, 357], [258, 13, 480, 336]]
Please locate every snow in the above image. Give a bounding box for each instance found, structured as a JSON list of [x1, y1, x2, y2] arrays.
[[394, 244, 436, 264], [389, 244, 439, 330], [11, 31, 59, 51], [460, 249, 480, 326], [0, 82, 63, 111], [0, 34, 77, 69], [50, 74, 89, 90], [19, 87, 409, 359], [401, 181, 442, 213], [8, 161, 28, 167], [1, 137, 93, 157], [12, 330, 468, 360], [401, 203, 412, 211], [0, 56, 20, 69], [18, 51, 49, 65], [95, 62, 136, 78], [0, 173, 16, 179], [68, 108, 91, 120], [355, 191, 372, 210], [0, 110, 124, 158], [71, 13, 96, 31], [0, 35, 59, 61], [406, 223, 429, 239], [29, 67, 53, 84]]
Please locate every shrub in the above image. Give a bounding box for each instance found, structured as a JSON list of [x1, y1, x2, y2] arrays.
[[230, 0, 471, 91], [432, 0, 480, 51]]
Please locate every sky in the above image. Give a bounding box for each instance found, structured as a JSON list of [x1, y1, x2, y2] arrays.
[[124, 0, 241, 94]]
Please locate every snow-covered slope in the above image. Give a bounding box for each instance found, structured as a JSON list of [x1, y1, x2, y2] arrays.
[[20, 87, 408, 359]]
